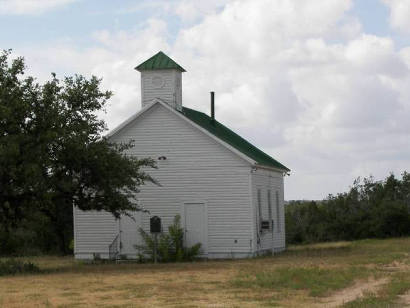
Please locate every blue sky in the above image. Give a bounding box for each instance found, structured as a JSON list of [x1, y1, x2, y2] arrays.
[[2, 0, 406, 48], [354, 0, 390, 35], [1, 1, 182, 47], [1, 0, 410, 200], [353, 0, 409, 47]]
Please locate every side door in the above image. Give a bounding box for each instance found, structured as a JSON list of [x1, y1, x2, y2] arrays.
[[183, 202, 208, 256]]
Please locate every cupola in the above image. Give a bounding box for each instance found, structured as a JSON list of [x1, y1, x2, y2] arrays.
[[135, 51, 185, 111]]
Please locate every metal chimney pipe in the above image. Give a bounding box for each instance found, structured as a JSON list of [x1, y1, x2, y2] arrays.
[[211, 91, 215, 122]]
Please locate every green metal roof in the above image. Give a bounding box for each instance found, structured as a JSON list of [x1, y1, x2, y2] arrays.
[[181, 107, 290, 171], [135, 51, 186, 72]]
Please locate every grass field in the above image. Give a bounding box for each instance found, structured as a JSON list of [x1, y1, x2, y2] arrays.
[[0, 238, 409, 307]]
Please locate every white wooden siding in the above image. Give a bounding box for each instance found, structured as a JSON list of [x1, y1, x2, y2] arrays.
[[73, 207, 118, 259], [75, 103, 254, 259], [174, 72, 182, 111], [251, 168, 286, 253], [141, 70, 182, 111]]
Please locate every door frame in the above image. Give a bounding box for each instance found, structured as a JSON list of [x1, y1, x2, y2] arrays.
[[180, 200, 208, 256]]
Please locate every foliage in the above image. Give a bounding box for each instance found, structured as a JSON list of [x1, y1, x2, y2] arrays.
[[136, 215, 202, 262], [0, 259, 40, 276], [183, 243, 202, 261], [168, 214, 184, 261], [0, 49, 156, 255], [286, 172, 410, 244]]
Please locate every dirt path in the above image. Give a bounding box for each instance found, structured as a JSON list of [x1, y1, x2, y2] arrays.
[[382, 260, 410, 272], [399, 290, 410, 308], [316, 277, 389, 308]]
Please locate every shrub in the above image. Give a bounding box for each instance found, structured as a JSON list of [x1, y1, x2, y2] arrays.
[[136, 215, 201, 262], [0, 259, 40, 276], [286, 172, 410, 245], [183, 243, 202, 261], [68, 239, 74, 253]]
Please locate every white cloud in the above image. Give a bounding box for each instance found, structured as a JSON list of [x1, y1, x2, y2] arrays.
[[21, 18, 170, 128], [15, 0, 410, 199], [115, 0, 229, 24], [174, 0, 230, 23], [382, 0, 410, 33], [0, 0, 76, 15]]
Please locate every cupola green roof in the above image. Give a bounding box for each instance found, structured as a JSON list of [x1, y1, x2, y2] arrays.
[[135, 51, 186, 72]]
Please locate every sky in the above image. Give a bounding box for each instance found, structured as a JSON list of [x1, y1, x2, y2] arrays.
[[1, 0, 410, 200]]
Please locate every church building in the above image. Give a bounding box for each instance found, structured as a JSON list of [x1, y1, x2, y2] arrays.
[[73, 51, 290, 259]]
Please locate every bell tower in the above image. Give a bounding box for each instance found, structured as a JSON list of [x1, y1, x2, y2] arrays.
[[135, 51, 185, 111]]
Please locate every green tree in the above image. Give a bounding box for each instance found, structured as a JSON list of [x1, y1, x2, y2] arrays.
[[0, 50, 156, 254], [286, 172, 410, 245]]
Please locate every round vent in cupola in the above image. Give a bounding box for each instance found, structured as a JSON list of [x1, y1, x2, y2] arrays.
[[151, 75, 165, 89]]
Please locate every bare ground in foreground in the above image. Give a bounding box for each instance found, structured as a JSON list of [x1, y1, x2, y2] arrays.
[[0, 237, 409, 308]]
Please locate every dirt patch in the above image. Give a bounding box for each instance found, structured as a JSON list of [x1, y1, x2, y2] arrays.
[[383, 260, 410, 272], [399, 290, 410, 308], [316, 277, 389, 308]]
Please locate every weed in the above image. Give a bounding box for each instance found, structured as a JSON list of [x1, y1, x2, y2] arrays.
[[135, 215, 201, 262]]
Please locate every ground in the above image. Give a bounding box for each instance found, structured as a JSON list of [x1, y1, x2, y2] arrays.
[[0, 238, 409, 307]]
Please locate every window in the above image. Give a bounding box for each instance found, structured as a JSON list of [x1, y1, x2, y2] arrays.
[[267, 190, 272, 230], [257, 189, 262, 231], [276, 191, 281, 233]]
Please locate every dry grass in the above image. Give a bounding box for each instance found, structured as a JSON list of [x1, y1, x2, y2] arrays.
[[0, 237, 409, 308]]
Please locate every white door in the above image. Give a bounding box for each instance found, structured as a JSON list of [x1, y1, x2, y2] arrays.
[[120, 211, 142, 257], [184, 203, 207, 255]]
